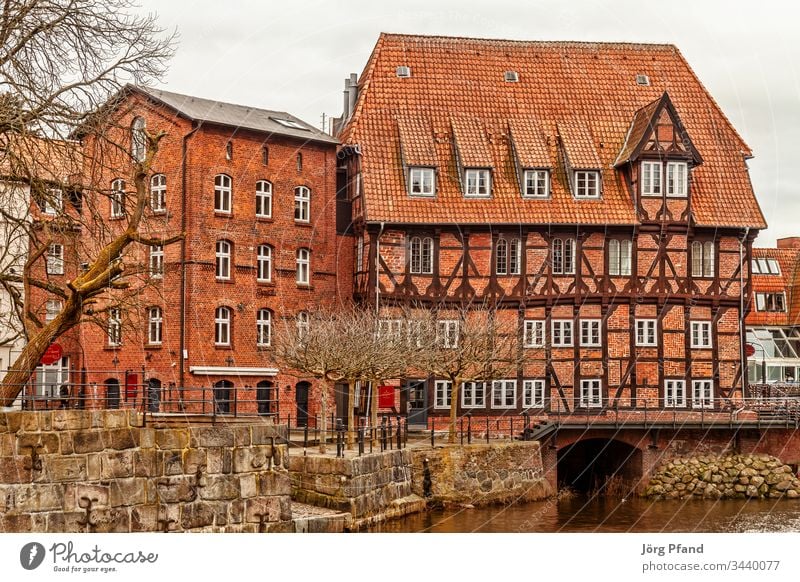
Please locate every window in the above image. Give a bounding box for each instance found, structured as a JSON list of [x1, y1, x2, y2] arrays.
[[148, 307, 162, 344], [356, 236, 364, 272], [215, 306, 232, 346], [44, 188, 63, 215], [296, 248, 310, 285], [111, 178, 125, 218], [150, 174, 166, 213], [262, 146, 269, 166], [666, 161, 688, 197], [691, 241, 715, 278], [255, 180, 272, 218], [215, 240, 231, 280], [692, 380, 713, 409], [296, 152, 303, 172], [579, 379, 602, 408], [257, 244, 272, 282], [45, 300, 61, 323], [492, 380, 517, 409], [552, 237, 576, 275], [272, 118, 309, 130], [437, 320, 459, 348], [608, 239, 632, 276], [495, 237, 522, 276], [108, 308, 121, 346], [767, 259, 781, 274], [256, 308, 272, 347], [294, 186, 310, 222], [132, 117, 146, 162], [755, 293, 786, 312], [641, 161, 662, 196], [464, 169, 491, 197], [409, 236, 433, 274], [523, 320, 545, 348], [214, 174, 232, 213], [462, 381, 486, 408], [409, 167, 435, 197], [753, 258, 780, 275], [523, 169, 549, 198], [552, 320, 573, 347], [297, 311, 309, 340], [434, 380, 451, 409], [580, 319, 601, 347], [225, 141, 233, 161], [523, 379, 545, 408], [377, 319, 403, 339], [664, 379, 687, 408], [635, 319, 657, 346], [46, 244, 64, 275], [574, 170, 600, 198], [691, 321, 712, 348], [149, 245, 163, 278]]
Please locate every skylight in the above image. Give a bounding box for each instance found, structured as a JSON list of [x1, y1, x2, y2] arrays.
[[271, 118, 310, 131]]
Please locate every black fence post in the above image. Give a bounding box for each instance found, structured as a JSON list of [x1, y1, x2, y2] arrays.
[[396, 415, 402, 450], [358, 423, 364, 456], [467, 414, 472, 444], [486, 416, 489, 444], [336, 419, 344, 458], [303, 424, 309, 449], [381, 416, 388, 451], [430, 427, 434, 449], [523, 412, 530, 441]]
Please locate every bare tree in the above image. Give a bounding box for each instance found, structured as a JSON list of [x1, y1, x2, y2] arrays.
[[0, 0, 175, 405]]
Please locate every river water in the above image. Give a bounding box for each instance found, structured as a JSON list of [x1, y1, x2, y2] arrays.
[[367, 496, 800, 533]]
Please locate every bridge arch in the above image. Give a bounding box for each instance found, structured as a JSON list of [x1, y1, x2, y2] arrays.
[[556, 436, 644, 495]]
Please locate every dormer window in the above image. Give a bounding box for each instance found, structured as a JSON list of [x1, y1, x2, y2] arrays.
[[574, 170, 600, 199], [641, 161, 662, 196], [667, 161, 688, 197], [523, 169, 549, 198], [408, 167, 435, 197], [464, 169, 491, 198]]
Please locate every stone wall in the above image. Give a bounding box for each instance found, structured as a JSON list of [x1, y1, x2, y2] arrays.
[[410, 442, 553, 505], [0, 410, 291, 532]]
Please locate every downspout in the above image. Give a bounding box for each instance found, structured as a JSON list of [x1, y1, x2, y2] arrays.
[[375, 221, 385, 313], [179, 122, 200, 393], [740, 226, 750, 401]]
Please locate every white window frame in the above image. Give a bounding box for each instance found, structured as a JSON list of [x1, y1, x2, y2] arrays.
[[691, 321, 712, 349], [214, 174, 232, 214], [523, 379, 545, 408], [523, 169, 550, 198], [46, 243, 64, 275], [149, 245, 163, 278], [641, 161, 663, 197], [552, 237, 576, 275], [356, 236, 364, 272], [408, 167, 435, 197], [434, 380, 452, 410], [148, 306, 162, 345], [574, 170, 600, 199], [296, 248, 310, 285], [755, 292, 786, 313], [692, 379, 713, 409], [766, 259, 781, 274], [551, 320, 573, 347], [495, 237, 521, 276], [108, 308, 122, 347], [666, 161, 688, 197], [437, 320, 459, 348], [215, 240, 231, 280], [523, 320, 545, 348], [491, 379, 517, 409], [664, 379, 687, 408], [579, 379, 602, 408], [635, 319, 657, 347], [580, 319, 601, 347], [297, 311, 310, 340], [257, 244, 272, 282], [256, 308, 272, 347], [150, 174, 166, 213], [132, 117, 147, 162], [44, 187, 63, 215], [110, 178, 125, 218], [464, 168, 491, 198], [215, 306, 231, 346], [461, 381, 486, 408], [45, 299, 62, 323], [691, 241, 715, 278], [377, 319, 403, 340], [608, 239, 632, 276], [294, 186, 310, 222], [256, 180, 272, 218], [409, 236, 433, 275]]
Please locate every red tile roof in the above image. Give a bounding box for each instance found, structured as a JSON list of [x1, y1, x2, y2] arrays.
[[341, 33, 767, 228], [747, 248, 800, 326]]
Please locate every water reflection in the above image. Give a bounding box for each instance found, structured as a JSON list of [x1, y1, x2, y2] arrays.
[[367, 496, 800, 533]]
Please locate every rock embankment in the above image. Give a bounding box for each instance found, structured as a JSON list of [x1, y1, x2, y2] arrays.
[[645, 454, 800, 500]]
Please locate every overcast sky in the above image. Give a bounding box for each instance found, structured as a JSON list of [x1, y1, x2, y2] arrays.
[[135, 0, 800, 247]]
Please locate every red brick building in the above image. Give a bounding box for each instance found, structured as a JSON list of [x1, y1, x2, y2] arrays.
[[335, 34, 766, 427]]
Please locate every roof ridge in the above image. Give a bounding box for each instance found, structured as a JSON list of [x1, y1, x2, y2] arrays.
[[378, 32, 678, 49], [133, 84, 294, 119]]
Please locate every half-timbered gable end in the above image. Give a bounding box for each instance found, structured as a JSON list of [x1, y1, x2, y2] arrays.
[[337, 33, 766, 420]]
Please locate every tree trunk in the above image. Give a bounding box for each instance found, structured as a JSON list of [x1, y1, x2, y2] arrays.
[[319, 383, 328, 454], [346, 381, 355, 449], [448, 377, 460, 444]]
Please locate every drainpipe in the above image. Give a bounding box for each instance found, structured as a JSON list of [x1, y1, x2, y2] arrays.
[[375, 222, 385, 313], [740, 227, 750, 399], [179, 122, 200, 392]]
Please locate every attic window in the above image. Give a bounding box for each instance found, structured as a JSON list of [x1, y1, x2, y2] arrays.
[[271, 118, 310, 131], [636, 74, 650, 86], [396, 66, 412, 78], [504, 71, 519, 83]]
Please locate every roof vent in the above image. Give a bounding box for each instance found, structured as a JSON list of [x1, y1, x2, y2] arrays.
[[504, 71, 519, 83], [396, 66, 411, 78], [636, 74, 650, 86]]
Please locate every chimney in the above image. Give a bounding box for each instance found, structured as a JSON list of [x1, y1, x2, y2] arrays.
[[347, 73, 358, 120], [777, 237, 800, 249]]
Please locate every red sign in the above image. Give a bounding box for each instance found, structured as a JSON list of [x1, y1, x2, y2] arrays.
[[40, 343, 63, 365], [745, 344, 756, 358], [378, 385, 395, 409]]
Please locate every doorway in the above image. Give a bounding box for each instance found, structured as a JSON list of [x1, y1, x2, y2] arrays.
[[256, 380, 273, 415], [105, 379, 120, 409], [405, 380, 427, 428], [147, 378, 161, 412], [213, 380, 233, 414], [295, 381, 310, 427]]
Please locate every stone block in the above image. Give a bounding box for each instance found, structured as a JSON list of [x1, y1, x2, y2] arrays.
[[92, 508, 131, 533], [139, 428, 155, 449], [181, 502, 215, 530], [72, 430, 106, 453], [107, 428, 139, 450], [155, 476, 196, 503], [14, 484, 65, 512], [199, 475, 240, 500], [240, 474, 257, 498], [0, 513, 32, 532], [189, 427, 234, 448], [130, 504, 159, 532], [21, 413, 39, 431], [103, 410, 130, 429], [100, 451, 135, 479], [206, 448, 224, 474], [183, 449, 207, 474], [86, 453, 101, 480], [51, 410, 92, 431], [233, 445, 273, 472], [233, 426, 251, 447], [128, 411, 145, 428], [0, 433, 15, 456], [64, 483, 109, 510], [0, 412, 23, 433], [47, 511, 87, 533], [134, 449, 158, 477], [244, 496, 283, 523], [229, 499, 245, 524], [155, 429, 189, 450], [109, 478, 148, 506], [16, 432, 60, 455], [251, 423, 286, 444], [48, 457, 87, 482], [258, 470, 291, 496], [161, 451, 184, 476], [58, 432, 74, 455]]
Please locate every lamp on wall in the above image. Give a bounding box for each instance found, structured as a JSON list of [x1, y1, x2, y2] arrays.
[[285, 385, 292, 393]]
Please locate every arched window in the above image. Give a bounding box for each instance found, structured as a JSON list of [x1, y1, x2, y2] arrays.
[[262, 146, 269, 166], [294, 186, 310, 222], [495, 238, 508, 275], [216, 240, 232, 280], [552, 237, 576, 275], [256, 308, 272, 347], [620, 240, 632, 276], [552, 238, 564, 274], [110, 178, 125, 218], [150, 174, 166, 213], [296, 248, 310, 285], [256, 244, 272, 282], [256, 380, 273, 415], [131, 117, 146, 162], [256, 180, 272, 218], [214, 174, 232, 213], [215, 306, 232, 345], [296, 152, 303, 172], [297, 311, 309, 340], [495, 237, 521, 275], [409, 236, 433, 274], [703, 241, 715, 277], [213, 380, 233, 414], [148, 306, 162, 344], [149, 245, 163, 278]]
